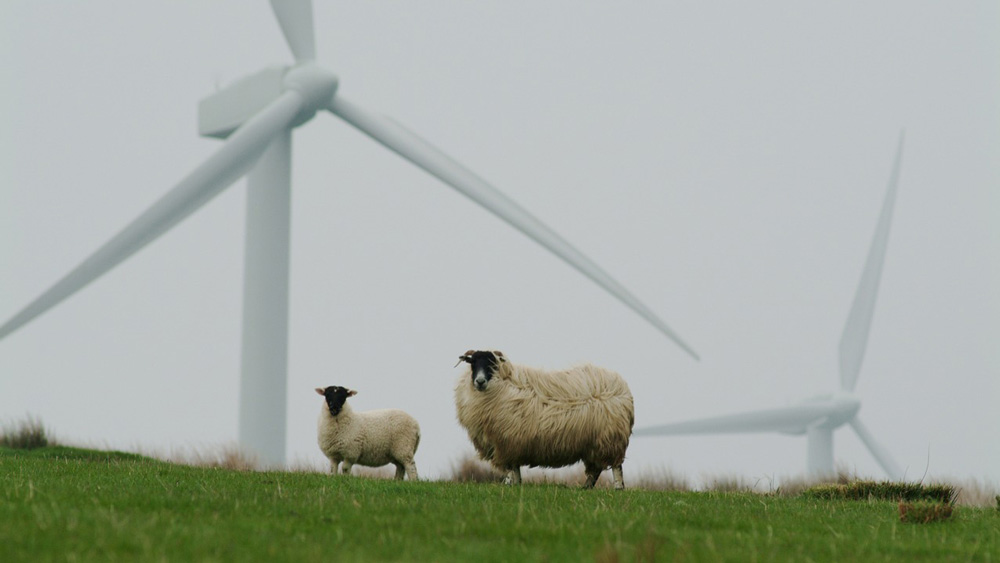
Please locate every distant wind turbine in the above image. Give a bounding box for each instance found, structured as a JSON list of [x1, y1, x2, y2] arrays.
[[0, 1, 698, 467], [635, 134, 907, 481]]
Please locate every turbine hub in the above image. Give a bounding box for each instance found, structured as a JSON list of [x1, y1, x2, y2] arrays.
[[283, 63, 339, 125], [817, 392, 862, 429], [198, 64, 338, 139]]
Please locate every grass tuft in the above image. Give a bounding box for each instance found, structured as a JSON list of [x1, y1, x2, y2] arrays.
[[949, 478, 1000, 507], [630, 467, 691, 492], [802, 480, 956, 503], [0, 415, 52, 450], [772, 470, 855, 496], [702, 474, 756, 493], [193, 445, 259, 471], [899, 501, 954, 524], [163, 444, 260, 471], [449, 455, 505, 483]]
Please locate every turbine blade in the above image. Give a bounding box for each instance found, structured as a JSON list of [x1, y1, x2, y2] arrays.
[[634, 403, 835, 436], [849, 417, 904, 481], [328, 95, 699, 360], [270, 0, 316, 62], [0, 91, 305, 341], [839, 132, 905, 391]]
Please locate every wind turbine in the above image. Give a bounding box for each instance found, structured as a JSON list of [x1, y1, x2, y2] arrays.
[[635, 134, 907, 481], [0, 1, 698, 467]]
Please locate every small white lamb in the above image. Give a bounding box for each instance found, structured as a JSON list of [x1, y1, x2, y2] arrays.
[[315, 386, 420, 480]]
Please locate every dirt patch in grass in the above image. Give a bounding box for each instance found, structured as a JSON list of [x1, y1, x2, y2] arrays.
[[899, 501, 954, 523]]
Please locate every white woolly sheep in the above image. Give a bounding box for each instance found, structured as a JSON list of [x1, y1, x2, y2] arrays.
[[315, 386, 420, 480], [454, 350, 634, 489]]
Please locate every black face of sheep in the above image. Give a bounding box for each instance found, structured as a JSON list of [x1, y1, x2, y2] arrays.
[[458, 350, 506, 392], [315, 386, 357, 417]]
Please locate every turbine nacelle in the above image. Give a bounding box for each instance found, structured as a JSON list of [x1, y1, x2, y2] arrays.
[[788, 392, 861, 433]]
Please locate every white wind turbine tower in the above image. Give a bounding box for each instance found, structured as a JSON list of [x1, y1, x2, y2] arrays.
[[0, 2, 698, 467], [635, 135, 907, 481]]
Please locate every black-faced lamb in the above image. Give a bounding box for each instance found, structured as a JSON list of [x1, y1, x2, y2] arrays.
[[454, 350, 634, 489], [315, 386, 420, 480]]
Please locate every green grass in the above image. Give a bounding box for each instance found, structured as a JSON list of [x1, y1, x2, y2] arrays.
[[2, 447, 999, 561]]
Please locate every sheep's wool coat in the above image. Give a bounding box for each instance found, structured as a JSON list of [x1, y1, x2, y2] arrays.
[[317, 403, 420, 469], [454, 360, 634, 470]]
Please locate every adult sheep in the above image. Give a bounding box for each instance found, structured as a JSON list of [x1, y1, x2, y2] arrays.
[[454, 350, 634, 489], [315, 386, 420, 480]]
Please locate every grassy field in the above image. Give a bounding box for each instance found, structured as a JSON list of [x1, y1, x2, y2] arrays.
[[2, 446, 998, 562]]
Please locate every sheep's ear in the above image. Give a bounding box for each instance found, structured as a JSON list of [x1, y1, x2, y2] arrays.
[[315, 387, 326, 396], [347, 389, 358, 397], [494, 350, 506, 362]]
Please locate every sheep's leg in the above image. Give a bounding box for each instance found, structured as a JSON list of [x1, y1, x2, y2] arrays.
[[340, 461, 354, 476], [583, 462, 602, 488], [404, 460, 419, 481], [612, 465, 625, 490], [503, 467, 522, 485], [393, 463, 406, 480]]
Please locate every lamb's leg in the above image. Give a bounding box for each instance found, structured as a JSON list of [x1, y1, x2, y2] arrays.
[[340, 461, 354, 476], [583, 462, 602, 488], [503, 466, 522, 485], [393, 463, 406, 480], [612, 465, 625, 490]]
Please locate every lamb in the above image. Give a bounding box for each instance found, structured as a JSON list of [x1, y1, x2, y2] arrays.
[[315, 386, 420, 480], [454, 350, 634, 489]]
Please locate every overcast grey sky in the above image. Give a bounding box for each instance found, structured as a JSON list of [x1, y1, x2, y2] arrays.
[[2, 1, 997, 485]]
